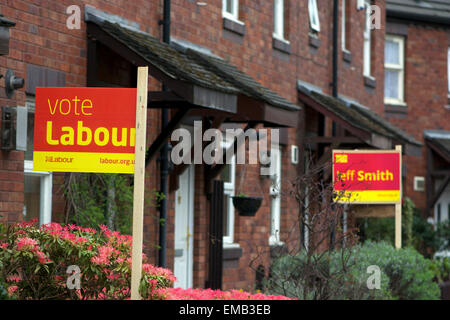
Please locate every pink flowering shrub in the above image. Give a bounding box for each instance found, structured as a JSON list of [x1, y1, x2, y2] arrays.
[[155, 287, 295, 300], [0, 220, 174, 300], [0, 220, 292, 300]]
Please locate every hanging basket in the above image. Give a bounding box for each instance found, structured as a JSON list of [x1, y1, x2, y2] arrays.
[[232, 196, 263, 217]]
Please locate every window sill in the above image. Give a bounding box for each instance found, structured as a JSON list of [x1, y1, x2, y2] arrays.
[[223, 245, 243, 269], [385, 101, 407, 107], [342, 50, 352, 63], [364, 76, 376, 89], [385, 103, 408, 115], [223, 242, 240, 249], [269, 238, 285, 247], [223, 17, 245, 36], [272, 36, 291, 54], [309, 34, 321, 49]]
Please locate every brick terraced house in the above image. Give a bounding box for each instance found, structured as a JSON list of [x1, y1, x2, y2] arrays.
[[0, 0, 446, 291], [385, 0, 450, 227]]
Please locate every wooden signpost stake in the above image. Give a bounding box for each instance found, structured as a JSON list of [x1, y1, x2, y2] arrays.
[[130, 66, 148, 300], [395, 145, 402, 249]]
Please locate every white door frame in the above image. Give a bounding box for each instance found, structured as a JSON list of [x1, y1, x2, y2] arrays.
[[174, 164, 195, 288]]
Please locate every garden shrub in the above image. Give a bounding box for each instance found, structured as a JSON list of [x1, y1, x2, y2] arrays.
[[350, 241, 440, 300], [264, 247, 390, 300], [0, 220, 175, 300], [0, 220, 290, 300], [264, 241, 440, 300], [155, 288, 294, 300]]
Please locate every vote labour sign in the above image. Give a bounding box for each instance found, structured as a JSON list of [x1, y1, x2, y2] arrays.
[[33, 87, 137, 174], [332, 150, 401, 204]]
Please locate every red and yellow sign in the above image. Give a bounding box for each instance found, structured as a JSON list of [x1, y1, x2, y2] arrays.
[[332, 150, 401, 204], [33, 87, 137, 174]]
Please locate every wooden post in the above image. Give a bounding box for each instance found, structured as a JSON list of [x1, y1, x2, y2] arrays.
[[131, 66, 148, 300], [395, 145, 402, 249]]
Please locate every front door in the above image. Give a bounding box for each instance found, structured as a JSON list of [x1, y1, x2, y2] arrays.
[[174, 164, 195, 288]]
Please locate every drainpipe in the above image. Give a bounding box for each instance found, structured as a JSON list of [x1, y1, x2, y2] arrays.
[[330, 0, 339, 248], [332, 0, 339, 99], [159, 0, 171, 268]]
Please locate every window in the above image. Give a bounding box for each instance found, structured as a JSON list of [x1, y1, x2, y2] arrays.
[[273, 0, 285, 40], [341, 0, 350, 52], [363, 1, 372, 77], [221, 140, 236, 246], [384, 35, 405, 104], [308, 0, 320, 33], [24, 98, 53, 225], [223, 0, 239, 21], [269, 145, 282, 246]]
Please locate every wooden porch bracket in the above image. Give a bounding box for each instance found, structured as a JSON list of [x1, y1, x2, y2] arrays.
[[145, 108, 191, 167], [147, 90, 186, 108], [205, 122, 257, 194], [169, 115, 226, 192], [428, 174, 450, 212]]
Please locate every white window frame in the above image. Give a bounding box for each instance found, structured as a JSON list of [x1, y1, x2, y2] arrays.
[[341, 0, 350, 52], [384, 34, 405, 105], [222, 0, 241, 23], [363, 1, 372, 77], [222, 139, 237, 247], [269, 145, 283, 246], [273, 0, 287, 41], [24, 100, 53, 226], [308, 0, 320, 33]]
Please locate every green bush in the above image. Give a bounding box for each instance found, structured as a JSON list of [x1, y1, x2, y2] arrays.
[[264, 241, 440, 300], [352, 241, 440, 300], [264, 247, 390, 300]]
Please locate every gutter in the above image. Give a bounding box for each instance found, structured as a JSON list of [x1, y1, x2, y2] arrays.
[[387, 8, 450, 26]]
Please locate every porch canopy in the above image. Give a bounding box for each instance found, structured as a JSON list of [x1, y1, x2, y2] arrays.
[[424, 130, 450, 216], [86, 14, 300, 171], [297, 82, 422, 159]]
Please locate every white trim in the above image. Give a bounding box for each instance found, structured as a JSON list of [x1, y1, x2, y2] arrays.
[[174, 164, 195, 289], [269, 145, 282, 246], [273, 0, 285, 40], [384, 34, 405, 104], [24, 160, 53, 225], [23, 99, 52, 226], [341, 0, 347, 51], [223, 242, 241, 249], [222, 0, 242, 23], [363, 1, 372, 77], [308, 0, 320, 32], [413, 176, 425, 192], [222, 138, 236, 245]]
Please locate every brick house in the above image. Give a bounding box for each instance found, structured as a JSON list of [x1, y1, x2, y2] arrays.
[[0, 0, 436, 293], [385, 0, 450, 226]]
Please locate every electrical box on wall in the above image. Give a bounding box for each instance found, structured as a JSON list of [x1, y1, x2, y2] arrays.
[[414, 176, 425, 192], [291, 145, 299, 164], [1, 106, 27, 151]]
